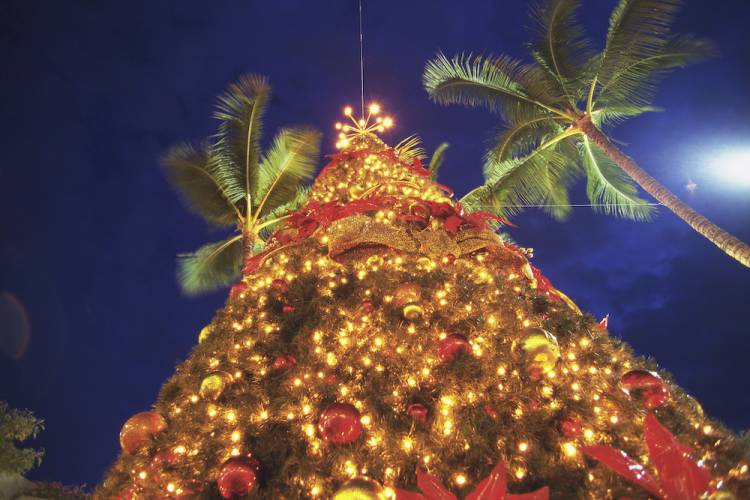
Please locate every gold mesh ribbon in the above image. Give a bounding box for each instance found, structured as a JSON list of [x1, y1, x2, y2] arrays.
[[326, 215, 514, 261]]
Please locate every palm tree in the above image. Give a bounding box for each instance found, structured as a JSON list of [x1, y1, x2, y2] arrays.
[[423, 0, 750, 268], [162, 74, 321, 295]]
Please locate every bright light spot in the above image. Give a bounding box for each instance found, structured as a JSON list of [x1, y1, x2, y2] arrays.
[[714, 149, 750, 186], [369, 102, 380, 114]]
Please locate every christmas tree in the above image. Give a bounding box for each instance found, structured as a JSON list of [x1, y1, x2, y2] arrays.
[[97, 105, 750, 499]]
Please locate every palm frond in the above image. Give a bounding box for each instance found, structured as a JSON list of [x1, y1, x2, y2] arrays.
[[595, 34, 715, 107], [257, 186, 310, 240], [528, 0, 593, 105], [177, 235, 243, 295], [487, 115, 564, 162], [590, 0, 681, 108], [428, 142, 449, 180], [477, 146, 578, 220], [423, 52, 570, 119], [540, 168, 574, 221], [394, 134, 427, 163], [213, 74, 271, 208], [580, 136, 655, 221], [253, 127, 321, 220], [161, 143, 240, 227], [591, 104, 661, 127]]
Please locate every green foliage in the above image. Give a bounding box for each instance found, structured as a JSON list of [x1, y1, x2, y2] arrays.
[[0, 401, 44, 475], [213, 74, 271, 207], [466, 145, 580, 222], [164, 74, 321, 295], [424, 0, 713, 223], [161, 143, 238, 228], [423, 52, 566, 119], [580, 137, 655, 220], [253, 128, 321, 220], [528, 0, 593, 105], [394, 135, 427, 164], [428, 142, 449, 180], [177, 235, 243, 296]]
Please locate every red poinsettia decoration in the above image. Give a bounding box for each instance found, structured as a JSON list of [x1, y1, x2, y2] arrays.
[[583, 413, 712, 499], [395, 458, 549, 500]]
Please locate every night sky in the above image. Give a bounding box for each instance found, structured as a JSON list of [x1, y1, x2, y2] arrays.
[[2, 0, 749, 489]]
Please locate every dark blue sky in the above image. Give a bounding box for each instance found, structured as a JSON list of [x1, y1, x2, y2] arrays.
[[2, 0, 749, 489]]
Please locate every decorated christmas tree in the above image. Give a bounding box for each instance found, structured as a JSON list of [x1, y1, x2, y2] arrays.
[[95, 98, 750, 499]]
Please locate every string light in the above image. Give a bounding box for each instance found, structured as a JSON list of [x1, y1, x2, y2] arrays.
[[335, 103, 394, 148], [105, 109, 744, 498]]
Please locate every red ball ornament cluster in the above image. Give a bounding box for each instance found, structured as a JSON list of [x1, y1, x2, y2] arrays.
[[318, 403, 363, 444], [229, 281, 247, 299], [272, 355, 297, 371], [438, 334, 472, 362], [217, 456, 261, 499], [407, 403, 429, 425], [119, 411, 167, 455], [560, 416, 583, 438], [619, 369, 671, 409]]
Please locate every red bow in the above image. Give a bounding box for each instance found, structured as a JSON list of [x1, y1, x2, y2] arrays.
[[395, 458, 549, 500], [583, 413, 712, 499]]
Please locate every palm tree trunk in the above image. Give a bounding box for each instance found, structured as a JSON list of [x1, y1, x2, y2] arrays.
[[242, 231, 254, 265], [578, 116, 750, 269]]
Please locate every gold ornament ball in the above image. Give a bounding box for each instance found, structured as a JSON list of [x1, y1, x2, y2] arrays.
[[521, 328, 560, 373], [685, 394, 705, 417], [403, 304, 424, 320], [333, 477, 386, 500], [709, 492, 736, 500], [200, 372, 230, 401], [393, 282, 422, 307], [198, 325, 213, 343]]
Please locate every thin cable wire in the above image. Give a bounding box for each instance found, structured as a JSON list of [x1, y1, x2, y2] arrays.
[[468, 202, 663, 208], [358, 0, 365, 117]]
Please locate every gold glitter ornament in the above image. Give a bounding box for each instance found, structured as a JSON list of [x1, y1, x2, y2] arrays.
[[198, 325, 213, 343], [709, 492, 736, 500], [403, 304, 424, 320], [393, 283, 422, 308], [521, 328, 560, 373], [333, 477, 386, 500], [199, 372, 231, 401]]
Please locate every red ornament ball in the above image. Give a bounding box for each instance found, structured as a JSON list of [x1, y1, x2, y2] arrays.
[[361, 300, 374, 313], [442, 253, 456, 266], [318, 403, 363, 444], [644, 384, 671, 409], [119, 411, 167, 455], [619, 369, 662, 392], [229, 281, 247, 299], [217, 457, 260, 499], [619, 369, 670, 409], [560, 417, 583, 438], [484, 405, 498, 419], [438, 334, 472, 362], [407, 403, 429, 425], [272, 355, 297, 371], [150, 448, 179, 468], [281, 304, 295, 314]]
